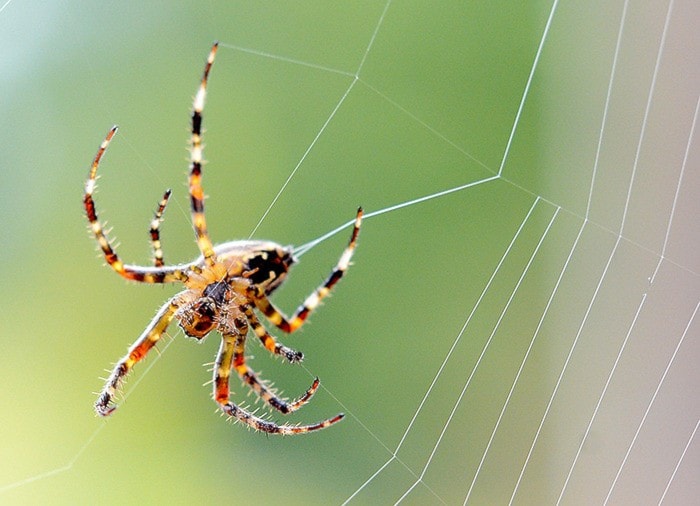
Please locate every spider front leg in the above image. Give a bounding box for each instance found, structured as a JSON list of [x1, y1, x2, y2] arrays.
[[150, 189, 172, 267], [254, 208, 363, 333], [85, 126, 189, 284], [214, 334, 343, 434], [95, 297, 179, 416], [188, 42, 218, 266]]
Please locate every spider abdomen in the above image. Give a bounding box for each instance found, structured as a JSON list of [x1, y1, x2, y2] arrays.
[[212, 240, 296, 294]]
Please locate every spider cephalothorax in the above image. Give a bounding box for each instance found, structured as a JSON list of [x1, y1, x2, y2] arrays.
[[86, 42, 362, 434], [174, 243, 293, 339]]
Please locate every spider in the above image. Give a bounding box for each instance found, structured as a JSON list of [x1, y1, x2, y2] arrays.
[[85, 42, 362, 435]]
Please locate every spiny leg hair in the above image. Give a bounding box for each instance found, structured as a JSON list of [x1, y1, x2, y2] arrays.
[[84, 127, 189, 284], [150, 189, 172, 267], [214, 334, 343, 434], [95, 298, 179, 416], [232, 329, 320, 414]]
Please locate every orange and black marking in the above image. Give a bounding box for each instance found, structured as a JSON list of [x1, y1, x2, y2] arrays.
[[86, 42, 361, 435], [254, 208, 363, 333], [232, 331, 318, 414], [243, 305, 303, 362], [150, 189, 171, 267], [189, 41, 218, 266], [94, 300, 179, 416], [84, 127, 188, 284]]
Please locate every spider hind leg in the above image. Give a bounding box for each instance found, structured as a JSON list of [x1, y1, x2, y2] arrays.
[[242, 305, 303, 363], [215, 334, 343, 434], [222, 403, 344, 435], [233, 331, 319, 414]]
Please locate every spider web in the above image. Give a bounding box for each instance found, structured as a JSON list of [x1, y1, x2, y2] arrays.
[[0, 0, 699, 504]]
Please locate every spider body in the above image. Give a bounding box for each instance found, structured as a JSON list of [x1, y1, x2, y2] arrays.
[[213, 240, 294, 294], [173, 242, 294, 342], [86, 42, 362, 435]]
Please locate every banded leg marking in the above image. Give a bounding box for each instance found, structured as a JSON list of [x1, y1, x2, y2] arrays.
[[242, 305, 303, 362], [84, 127, 188, 284], [232, 332, 319, 414], [213, 334, 343, 434], [189, 42, 218, 265], [150, 189, 172, 267], [255, 207, 363, 333], [95, 298, 179, 416]]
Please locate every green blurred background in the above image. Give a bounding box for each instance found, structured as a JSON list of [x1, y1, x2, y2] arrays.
[[1, 1, 698, 504]]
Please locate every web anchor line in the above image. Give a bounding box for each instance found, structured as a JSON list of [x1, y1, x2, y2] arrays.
[[220, 24, 700, 279], [215, 4, 700, 505], [295, 175, 499, 258]]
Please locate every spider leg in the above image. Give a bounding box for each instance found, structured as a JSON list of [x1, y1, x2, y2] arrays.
[[85, 126, 190, 283], [214, 334, 344, 434], [188, 42, 218, 266], [254, 207, 363, 333], [242, 305, 303, 362], [232, 329, 320, 414], [150, 189, 172, 267], [95, 297, 180, 416]]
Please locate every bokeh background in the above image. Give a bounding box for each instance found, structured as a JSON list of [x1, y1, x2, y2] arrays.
[[1, 1, 698, 504]]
